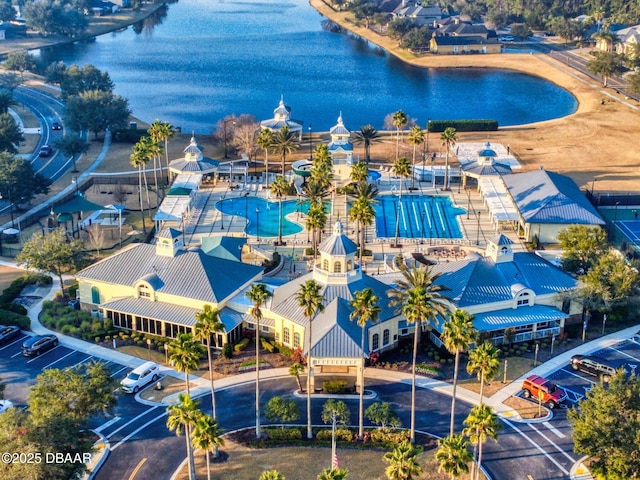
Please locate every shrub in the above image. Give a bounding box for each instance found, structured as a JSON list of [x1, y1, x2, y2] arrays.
[[276, 343, 293, 357], [415, 364, 442, 377], [265, 427, 302, 441], [1, 303, 27, 315], [261, 337, 275, 352], [67, 282, 79, 299], [0, 309, 30, 330], [323, 380, 348, 394], [222, 342, 233, 359], [370, 429, 409, 446], [235, 337, 250, 352], [316, 428, 352, 442]]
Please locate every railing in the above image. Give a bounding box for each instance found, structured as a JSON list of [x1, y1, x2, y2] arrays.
[[489, 326, 561, 346]]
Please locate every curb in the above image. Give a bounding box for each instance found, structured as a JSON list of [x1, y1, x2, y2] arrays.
[[84, 431, 110, 480], [570, 456, 594, 480]]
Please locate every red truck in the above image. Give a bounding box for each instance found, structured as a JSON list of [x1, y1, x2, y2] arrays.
[[521, 375, 566, 409]]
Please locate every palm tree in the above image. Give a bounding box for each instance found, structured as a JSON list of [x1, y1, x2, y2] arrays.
[[149, 119, 175, 183], [166, 393, 200, 480], [318, 468, 349, 479], [145, 135, 164, 196], [407, 125, 424, 190], [296, 279, 325, 439], [592, 29, 619, 53], [441, 309, 477, 436], [587, 51, 625, 87], [289, 362, 305, 392], [0, 92, 17, 114], [463, 404, 502, 480], [301, 179, 330, 208], [349, 181, 378, 262], [246, 283, 273, 439], [388, 266, 453, 443], [353, 124, 380, 164], [169, 333, 204, 395], [436, 434, 473, 480], [350, 161, 369, 184], [383, 440, 423, 480], [259, 471, 285, 480], [130, 144, 149, 234], [194, 305, 225, 419], [191, 412, 224, 479], [271, 125, 299, 176], [271, 175, 290, 246], [349, 287, 381, 439], [257, 128, 274, 188], [466, 341, 500, 404], [440, 127, 457, 191], [306, 202, 327, 263], [391, 156, 411, 247], [310, 143, 334, 190], [392, 110, 408, 161]]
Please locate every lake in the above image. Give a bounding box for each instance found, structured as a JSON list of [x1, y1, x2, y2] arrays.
[[38, 0, 577, 133]]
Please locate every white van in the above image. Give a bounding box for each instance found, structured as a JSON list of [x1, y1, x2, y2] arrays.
[[120, 361, 160, 394]]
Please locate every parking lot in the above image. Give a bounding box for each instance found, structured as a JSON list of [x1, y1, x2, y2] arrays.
[[0, 331, 132, 406], [520, 335, 640, 407]]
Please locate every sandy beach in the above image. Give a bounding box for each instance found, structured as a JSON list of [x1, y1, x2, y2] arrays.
[[309, 0, 640, 193]]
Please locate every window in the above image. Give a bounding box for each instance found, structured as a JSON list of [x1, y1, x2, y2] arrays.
[[347, 260, 353, 271], [283, 327, 290, 345], [323, 259, 329, 270], [293, 332, 301, 348], [562, 298, 571, 314], [138, 285, 151, 299], [334, 261, 341, 273], [383, 329, 390, 346], [501, 246, 508, 255], [372, 333, 379, 351], [517, 292, 530, 306], [91, 286, 100, 304], [261, 325, 269, 333]]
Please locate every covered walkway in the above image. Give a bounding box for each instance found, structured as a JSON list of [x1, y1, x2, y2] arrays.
[[479, 177, 519, 229]]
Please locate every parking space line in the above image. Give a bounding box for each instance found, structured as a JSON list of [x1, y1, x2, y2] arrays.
[[43, 351, 76, 369], [10, 350, 23, 358], [94, 416, 122, 433], [111, 366, 129, 378], [111, 412, 167, 451], [528, 423, 576, 463], [26, 346, 60, 363], [560, 367, 596, 383], [502, 418, 570, 475], [106, 406, 160, 440], [542, 421, 567, 438], [608, 346, 640, 363], [65, 355, 94, 370], [0, 337, 25, 351]]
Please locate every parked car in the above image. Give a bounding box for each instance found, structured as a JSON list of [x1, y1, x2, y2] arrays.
[[521, 374, 566, 409], [22, 334, 58, 357], [570, 355, 619, 381], [499, 35, 515, 42], [38, 144, 53, 157], [120, 361, 160, 394], [0, 325, 20, 344], [51, 122, 62, 131], [0, 399, 14, 414]]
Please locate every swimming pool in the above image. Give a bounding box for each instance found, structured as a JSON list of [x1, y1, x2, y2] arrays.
[[216, 196, 328, 237], [374, 195, 466, 239]]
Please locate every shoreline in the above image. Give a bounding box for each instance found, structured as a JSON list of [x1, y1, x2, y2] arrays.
[[0, 2, 167, 56], [308, 0, 640, 192]]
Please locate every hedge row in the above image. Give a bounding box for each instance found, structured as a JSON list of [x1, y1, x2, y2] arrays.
[[265, 427, 302, 440], [234, 337, 250, 352], [427, 119, 498, 132], [0, 274, 51, 305], [316, 428, 352, 442], [323, 380, 348, 394], [0, 309, 30, 330]]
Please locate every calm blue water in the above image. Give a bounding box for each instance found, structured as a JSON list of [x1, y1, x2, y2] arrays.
[[217, 196, 317, 237], [39, 0, 577, 133], [375, 195, 465, 239]]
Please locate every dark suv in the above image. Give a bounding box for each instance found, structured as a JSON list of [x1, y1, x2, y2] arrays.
[[521, 375, 566, 409], [22, 334, 58, 357], [570, 355, 618, 382]]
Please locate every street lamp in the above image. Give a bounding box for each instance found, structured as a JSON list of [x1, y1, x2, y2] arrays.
[[220, 198, 225, 230], [476, 211, 481, 245], [256, 207, 260, 243], [223, 119, 236, 159], [431, 152, 436, 189], [612, 201, 620, 239], [466, 188, 471, 220], [308, 124, 313, 161]]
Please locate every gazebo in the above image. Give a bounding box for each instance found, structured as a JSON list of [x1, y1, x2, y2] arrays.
[[259, 96, 303, 140], [168, 136, 220, 179], [459, 141, 512, 189]]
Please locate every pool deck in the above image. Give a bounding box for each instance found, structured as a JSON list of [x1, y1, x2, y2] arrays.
[[183, 175, 527, 275]]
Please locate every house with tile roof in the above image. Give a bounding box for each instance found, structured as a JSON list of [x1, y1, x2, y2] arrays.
[[501, 169, 605, 243]]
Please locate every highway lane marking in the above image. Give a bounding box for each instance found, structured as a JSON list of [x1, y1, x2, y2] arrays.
[[106, 406, 160, 440], [0, 337, 25, 351], [94, 416, 122, 433], [111, 412, 168, 451], [128, 457, 147, 480], [542, 421, 566, 438], [502, 418, 569, 475], [43, 350, 76, 369], [26, 346, 60, 363], [527, 422, 576, 463]]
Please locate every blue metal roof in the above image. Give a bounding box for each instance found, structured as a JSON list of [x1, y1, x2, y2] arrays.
[[502, 170, 605, 225], [471, 305, 568, 332]]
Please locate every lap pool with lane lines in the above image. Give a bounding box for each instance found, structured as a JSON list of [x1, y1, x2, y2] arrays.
[[374, 195, 466, 239]]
